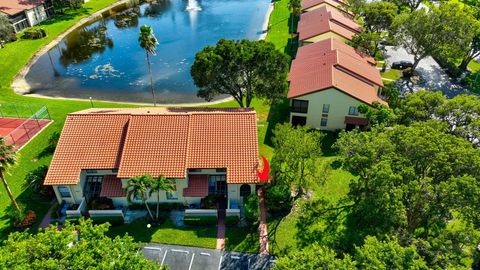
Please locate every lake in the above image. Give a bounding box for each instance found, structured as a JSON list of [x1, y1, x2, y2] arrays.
[[25, 0, 270, 104]]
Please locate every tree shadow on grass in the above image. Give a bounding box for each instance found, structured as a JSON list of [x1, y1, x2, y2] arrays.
[[39, 8, 92, 26], [263, 98, 290, 148]]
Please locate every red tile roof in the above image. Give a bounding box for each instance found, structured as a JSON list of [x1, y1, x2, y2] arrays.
[[298, 6, 361, 41], [0, 0, 46, 16], [100, 175, 125, 197], [183, 175, 209, 197], [44, 108, 259, 185], [288, 60, 386, 105], [301, 0, 347, 12], [296, 38, 376, 66], [45, 114, 130, 185], [291, 49, 383, 87]]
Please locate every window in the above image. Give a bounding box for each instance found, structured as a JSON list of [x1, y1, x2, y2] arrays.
[[291, 116, 307, 126], [58, 186, 71, 198], [348, 106, 359, 116], [321, 118, 328, 127], [240, 184, 251, 197], [85, 175, 103, 199], [291, 99, 309, 113], [166, 185, 178, 200], [208, 175, 227, 196], [322, 104, 330, 113]]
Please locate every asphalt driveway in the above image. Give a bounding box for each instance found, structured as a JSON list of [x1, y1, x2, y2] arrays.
[[384, 46, 472, 98], [142, 243, 274, 270]]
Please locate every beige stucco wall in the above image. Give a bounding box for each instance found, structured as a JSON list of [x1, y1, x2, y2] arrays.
[[301, 32, 349, 46], [290, 88, 367, 130]]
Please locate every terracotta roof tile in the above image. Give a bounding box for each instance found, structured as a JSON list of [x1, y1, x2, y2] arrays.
[[45, 108, 259, 185], [100, 175, 125, 197], [296, 38, 376, 65], [301, 0, 347, 11], [44, 114, 129, 185], [298, 6, 361, 41], [183, 174, 209, 197], [0, 0, 46, 16]]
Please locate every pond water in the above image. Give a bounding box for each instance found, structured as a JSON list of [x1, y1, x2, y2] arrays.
[[25, 0, 270, 104]]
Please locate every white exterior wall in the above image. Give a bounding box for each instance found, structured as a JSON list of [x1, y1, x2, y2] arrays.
[[228, 184, 255, 207], [25, 5, 48, 26], [290, 88, 367, 130]]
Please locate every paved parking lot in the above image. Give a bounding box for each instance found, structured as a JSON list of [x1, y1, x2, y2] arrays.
[[142, 243, 274, 270]]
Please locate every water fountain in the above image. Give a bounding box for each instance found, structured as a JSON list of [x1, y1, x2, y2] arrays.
[[186, 0, 202, 11]]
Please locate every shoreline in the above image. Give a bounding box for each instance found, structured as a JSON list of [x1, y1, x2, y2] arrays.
[[259, 1, 274, 41]]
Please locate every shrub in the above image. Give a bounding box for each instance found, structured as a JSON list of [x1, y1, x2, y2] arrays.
[[0, 14, 14, 43], [23, 28, 47, 40], [24, 165, 51, 196], [90, 215, 124, 226], [128, 202, 184, 211], [265, 184, 293, 215], [7, 204, 37, 228], [183, 216, 217, 226], [90, 197, 114, 210], [225, 216, 240, 226], [200, 195, 217, 209], [461, 72, 480, 93], [244, 194, 260, 224], [402, 67, 414, 78]]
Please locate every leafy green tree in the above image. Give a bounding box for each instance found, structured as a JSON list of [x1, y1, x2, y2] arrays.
[[23, 165, 51, 196], [335, 123, 480, 251], [191, 39, 289, 107], [0, 14, 14, 45], [386, 0, 424, 12], [349, 31, 382, 58], [354, 236, 428, 269], [358, 103, 397, 127], [0, 219, 163, 269], [274, 243, 357, 270], [361, 1, 398, 34], [148, 174, 175, 221], [459, 34, 480, 72], [138, 25, 159, 106], [270, 123, 324, 200], [125, 174, 155, 220]]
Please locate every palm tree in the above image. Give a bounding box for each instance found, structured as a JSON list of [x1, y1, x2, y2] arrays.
[[125, 174, 154, 220], [0, 137, 19, 211], [138, 25, 159, 107], [149, 175, 175, 221], [288, 0, 301, 34]]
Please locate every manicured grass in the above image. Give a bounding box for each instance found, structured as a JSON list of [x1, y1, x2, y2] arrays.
[[225, 226, 259, 253], [468, 60, 480, 73], [381, 68, 402, 81], [266, 0, 297, 57], [267, 157, 355, 255], [107, 218, 217, 249]]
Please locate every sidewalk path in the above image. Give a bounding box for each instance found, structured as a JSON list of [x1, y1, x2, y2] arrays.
[[258, 188, 269, 255], [216, 209, 226, 250], [39, 201, 56, 229]]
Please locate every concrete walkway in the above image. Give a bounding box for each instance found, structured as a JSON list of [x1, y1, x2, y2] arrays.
[[258, 188, 269, 255], [216, 210, 226, 250]]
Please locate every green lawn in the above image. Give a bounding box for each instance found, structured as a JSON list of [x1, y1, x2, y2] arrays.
[[225, 226, 259, 253], [266, 0, 297, 57], [468, 60, 480, 73], [381, 69, 402, 81], [107, 219, 217, 249]]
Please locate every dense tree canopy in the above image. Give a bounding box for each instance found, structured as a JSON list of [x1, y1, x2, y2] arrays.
[[349, 31, 382, 58], [270, 123, 325, 200], [191, 39, 290, 107], [361, 1, 398, 34], [0, 219, 163, 269], [0, 14, 14, 44]]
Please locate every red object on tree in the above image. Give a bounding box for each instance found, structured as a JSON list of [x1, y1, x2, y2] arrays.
[[257, 156, 270, 182]]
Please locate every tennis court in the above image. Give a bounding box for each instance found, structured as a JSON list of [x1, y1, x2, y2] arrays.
[[0, 105, 52, 150]]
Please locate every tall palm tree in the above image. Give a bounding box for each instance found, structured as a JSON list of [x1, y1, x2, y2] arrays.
[[138, 25, 159, 107], [0, 137, 19, 211], [149, 174, 175, 221], [288, 0, 301, 34], [125, 174, 154, 220]]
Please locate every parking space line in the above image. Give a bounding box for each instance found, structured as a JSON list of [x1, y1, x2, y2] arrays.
[[200, 252, 211, 256], [144, 247, 162, 251], [218, 255, 223, 270], [188, 253, 195, 270], [231, 255, 240, 260], [171, 249, 189, 254], [161, 250, 168, 266]]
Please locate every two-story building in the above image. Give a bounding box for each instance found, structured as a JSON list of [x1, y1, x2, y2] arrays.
[[298, 5, 361, 46], [288, 38, 386, 130], [1, 0, 54, 33]]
